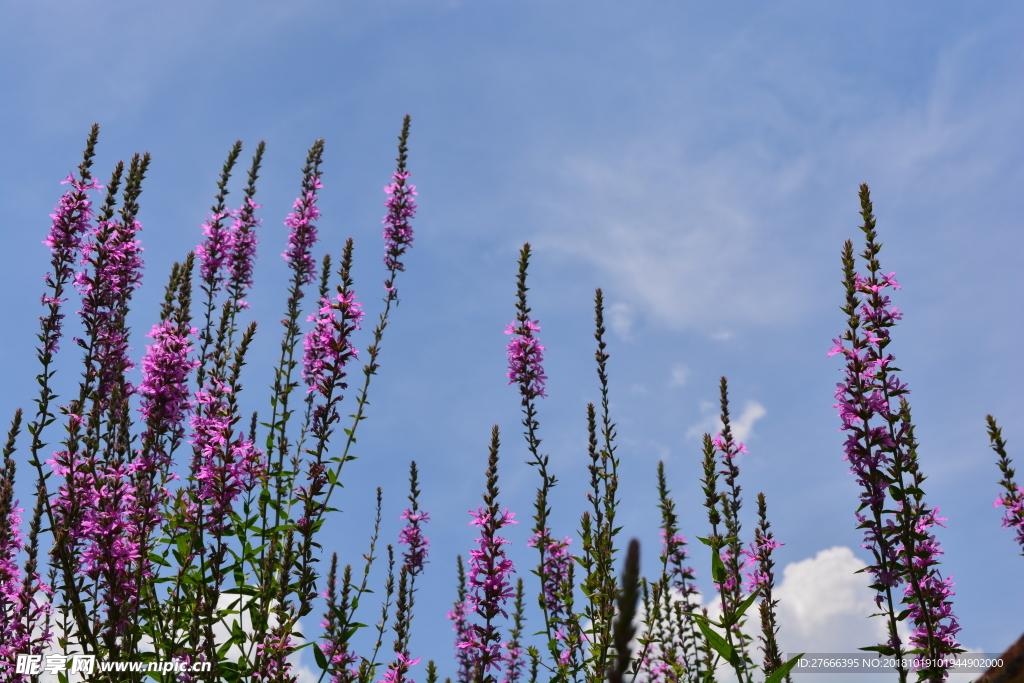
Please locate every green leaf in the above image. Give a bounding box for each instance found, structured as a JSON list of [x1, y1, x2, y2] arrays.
[[710, 548, 728, 586], [764, 653, 805, 683], [732, 586, 761, 620], [148, 552, 171, 568], [687, 611, 725, 629], [696, 536, 716, 548], [859, 645, 896, 656], [695, 619, 739, 669], [313, 641, 329, 670]]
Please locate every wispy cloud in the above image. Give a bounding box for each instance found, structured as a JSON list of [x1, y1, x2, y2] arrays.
[[607, 301, 634, 340], [686, 399, 766, 443], [670, 362, 690, 387]]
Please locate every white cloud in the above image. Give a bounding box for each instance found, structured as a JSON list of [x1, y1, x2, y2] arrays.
[[608, 302, 634, 339], [731, 402, 766, 443], [669, 363, 690, 387], [686, 399, 766, 443], [773, 546, 899, 655], [614, 546, 988, 683]]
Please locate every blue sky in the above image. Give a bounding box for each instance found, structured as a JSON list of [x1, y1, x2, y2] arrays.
[[1, 1, 1021, 681]]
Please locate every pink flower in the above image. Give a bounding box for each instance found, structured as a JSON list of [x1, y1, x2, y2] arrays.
[[527, 531, 573, 622], [282, 178, 322, 287], [451, 504, 519, 677], [187, 380, 267, 531], [378, 651, 421, 683], [74, 216, 145, 398], [227, 197, 261, 306], [138, 320, 199, 448], [302, 290, 364, 398], [382, 170, 417, 275], [196, 197, 262, 303], [504, 319, 548, 399], [994, 485, 1024, 551], [398, 508, 431, 577], [195, 210, 231, 290]]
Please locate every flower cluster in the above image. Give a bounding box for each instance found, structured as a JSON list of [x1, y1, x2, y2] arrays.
[[901, 507, 961, 653], [187, 380, 267, 531], [138, 320, 199, 448], [253, 633, 298, 683], [829, 186, 961, 674], [379, 651, 422, 683], [38, 176, 103, 359], [196, 197, 263, 303], [282, 176, 323, 287], [454, 504, 518, 677], [398, 508, 431, 577], [527, 530, 573, 624], [994, 486, 1024, 551], [75, 216, 146, 397], [195, 210, 231, 288], [47, 445, 153, 636], [660, 531, 697, 597], [504, 319, 548, 400], [741, 535, 783, 595], [302, 290, 364, 398], [0, 489, 54, 674], [382, 170, 417, 274], [988, 415, 1024, 555], [44, 175, 103, 270], [228, 197, 261, 303]]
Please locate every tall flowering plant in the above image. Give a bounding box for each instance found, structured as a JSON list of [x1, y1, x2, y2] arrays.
[[0, 118, 420, 683], [0, 123, 1019, 683], [829, 185, 964, 682], [987, 416, 1024, 557]]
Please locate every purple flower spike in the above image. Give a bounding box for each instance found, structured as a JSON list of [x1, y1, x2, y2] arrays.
[[302, 290, 364, 398], [741, 536, 784, 594], [195, 210, 231, 291], [282, 177, 322, 287], [196, 199, 261, 301], [455, 503, 519, 677], [504, 319, 548, 399], [75, 216, 145, 397], [527, 530, 573, 622], [44, 175, 103, 279], [138, 320, 199, 449], [227, 197, 261, 305], [988, 416, 1024, 556], [187, 380, 267, 531], [831, 186, 961, 675], [39, 175, 103, 357], [0, 490, 54, 669], [465, 506, 519, 619], [382, 170, 417, 275], [253, 633, 297, 683], [398, 508, 431, 577], [379, 651, 422, 683], [900, 507, 962, 653], [994, 486, 1024, 551]]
